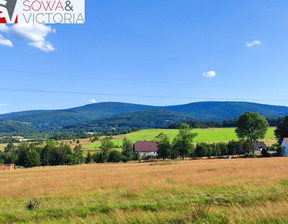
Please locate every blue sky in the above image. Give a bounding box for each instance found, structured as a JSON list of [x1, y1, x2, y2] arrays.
[[0, 0, 288, 114]]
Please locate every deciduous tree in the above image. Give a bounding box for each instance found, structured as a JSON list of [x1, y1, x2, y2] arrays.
[[172, 123, 197, 160], [100, 137, 114, 162], [122, 137, 133, 160], [235, 112, 268, 155], [275, 116, 288, 144], [155, 132, 171, 160]]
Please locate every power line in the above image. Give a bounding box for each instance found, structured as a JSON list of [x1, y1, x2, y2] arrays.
[[0, 87, 288, 102], [2, 68, 288, 91]]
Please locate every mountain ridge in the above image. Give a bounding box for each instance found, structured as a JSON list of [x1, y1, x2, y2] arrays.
[[0, 101, 287, 134]]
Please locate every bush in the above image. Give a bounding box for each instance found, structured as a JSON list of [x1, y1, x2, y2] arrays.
[[85, 152, 93, 164], [121, 156, 128, 163], [107, 150, 123, 163], [277, 146, 286, 157], [245, 154, 257, 158], [261, 148, 270, 157], [93, 152, 106, 163], [26, 198, 41, 211]]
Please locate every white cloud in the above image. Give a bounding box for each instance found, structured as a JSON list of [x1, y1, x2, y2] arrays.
[[0, 23, 55, 52], [0, 34, 13, 47], [246, 40, 261, 47], [203, 71, 216, 78], [9, 24, 52, 42], [29, 41, 55, 52], [89, 99, 97, 104], [0, 24, 9, 32]]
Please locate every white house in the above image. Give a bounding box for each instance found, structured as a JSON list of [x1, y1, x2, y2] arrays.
[[281, 138, 288, 156], [252, 141, 267, 152], [133, 141, 158, 158]]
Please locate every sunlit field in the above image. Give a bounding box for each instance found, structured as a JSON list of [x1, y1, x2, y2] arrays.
[[0, 143, 6, 151], [1, 158, 288, 223], [83, 127, 276, 150]]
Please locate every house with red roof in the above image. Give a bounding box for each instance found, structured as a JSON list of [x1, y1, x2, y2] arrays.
[[281, 138, 288, 156], [133, 141, 158, 158]]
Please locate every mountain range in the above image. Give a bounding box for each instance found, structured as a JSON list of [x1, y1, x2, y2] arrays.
[[0, 101, 287, 135]]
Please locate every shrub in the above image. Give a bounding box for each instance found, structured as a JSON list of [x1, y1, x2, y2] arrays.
[[261, 148, 270, 157], [85, 152, 93, 164], [93, 152, 106, 163], [26, 198, 41, 211], [107, 150, 123, 163], [276, 146, 286, 157]]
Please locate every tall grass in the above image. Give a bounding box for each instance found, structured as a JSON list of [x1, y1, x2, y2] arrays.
[[0, 158, 288, 223]]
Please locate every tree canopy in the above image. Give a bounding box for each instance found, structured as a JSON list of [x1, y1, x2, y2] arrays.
[[275, 116, 288, 144], [155, 132, 171, 160], [235, 112, 268, 154], [172, 123, 197, 160]]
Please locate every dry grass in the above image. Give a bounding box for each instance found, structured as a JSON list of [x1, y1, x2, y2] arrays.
[[0, 143, 7, 151], [1, 158, 288, 223]]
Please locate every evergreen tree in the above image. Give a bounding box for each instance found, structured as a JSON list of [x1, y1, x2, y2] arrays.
[[86, 152, 93, 164]]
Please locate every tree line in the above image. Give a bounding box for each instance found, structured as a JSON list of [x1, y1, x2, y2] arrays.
[[0, 141, 84, 167], [167, 117, 284, 129], [1, 112, 288, 167]]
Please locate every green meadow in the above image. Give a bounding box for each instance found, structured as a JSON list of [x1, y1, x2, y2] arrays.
[[83, 127, 276, 150]]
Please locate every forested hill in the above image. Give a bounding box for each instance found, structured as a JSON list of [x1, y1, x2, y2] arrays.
[[0, 101, 287, 134], [162, 101, 288, 121], [62, 110, 194, 133], [0, 110, 48, 120], [0, 103, 157, 129]]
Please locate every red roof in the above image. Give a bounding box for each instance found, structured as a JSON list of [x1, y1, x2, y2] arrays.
[[134, 141, 158, 152], [284, 138, 288, 145]]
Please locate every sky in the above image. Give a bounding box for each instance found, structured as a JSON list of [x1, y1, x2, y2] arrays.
[[0, 0, 288, 114]]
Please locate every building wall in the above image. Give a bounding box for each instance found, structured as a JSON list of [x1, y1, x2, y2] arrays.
[[281, 140, 288, 156], [139, 151, 158, 158], [0, 164, 15, 170]]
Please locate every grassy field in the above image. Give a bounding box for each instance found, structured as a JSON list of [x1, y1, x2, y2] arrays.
[[0, 127, 277, 152], [0, 143, 7, 151], [83, 127, 277, 150], [1, 158, 288, 223]]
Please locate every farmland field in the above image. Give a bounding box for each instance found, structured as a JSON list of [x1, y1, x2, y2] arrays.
[[1, 158, 288, 223], [0, 144, 6, 151], [83, 127, 276, 150]]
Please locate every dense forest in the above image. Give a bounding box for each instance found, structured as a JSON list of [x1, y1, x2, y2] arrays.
[[167, 117, 284, 129]]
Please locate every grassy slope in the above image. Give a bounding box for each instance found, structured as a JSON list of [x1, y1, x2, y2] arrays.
[[83, 127, 276, 150], [0, 144, 6, 151], [1, 158, 288, 223]]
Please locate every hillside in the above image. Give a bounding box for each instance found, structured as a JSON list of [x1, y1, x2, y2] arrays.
[[0, 120, 36, 136], [0, 101, 287, 134], [163, 101, 288, 121], [2, 103, 156, 130], [63, 110, 194, 133]]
